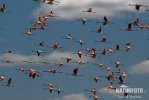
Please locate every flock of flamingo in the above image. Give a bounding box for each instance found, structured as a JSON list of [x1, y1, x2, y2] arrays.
[[0, 0, 149, 100]]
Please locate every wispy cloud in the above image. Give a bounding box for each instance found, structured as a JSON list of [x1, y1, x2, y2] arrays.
[[99, 85, 129, 96], [99, 87, 116, 96], [128, 60, 149, 76], [47, 93, 89, 100], [32, 0, 148, 19], [0, 51, 92, 67]]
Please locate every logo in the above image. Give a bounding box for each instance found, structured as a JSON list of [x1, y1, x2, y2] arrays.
[[109, 85, 147, 99]]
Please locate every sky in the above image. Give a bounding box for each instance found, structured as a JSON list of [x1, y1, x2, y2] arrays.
[[0, 0, 149, 100]]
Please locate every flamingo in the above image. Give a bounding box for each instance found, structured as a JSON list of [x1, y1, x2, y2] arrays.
[[1, 59, 14, 63], [36, 17, 43, 25], [90, 77, 99, 83], [73, 60, 89, 65], [76, 51, 84, 58], [26, 29, 33, 35], [103, 16, 109, 25], [101, 48, 106, 55], [31, 23, 36, 30], [55, 62, 64, 67], [114, 61, 120, 68], [62, 33, 73, 40], [81, 18, 87, 25], [39, 21, 46, 30], [0, 75, 5, 81], [146, 23, 149, 29], [132, 18, 140, 26], [33, 49, 43, 56], [97, 16, 113, 25], [90, 50, 97, 58], [93, 77, 99, 83], [23, 29, 33, 35], [4, 50, 14, 54], [0, 4, 5, 13], [124, 89, 129, 97], [138, 24, 145, 29], [43, 69, 62, 74], [62, 57, 72, 63], [95, 38, 110, 43], [78, 39, 85, 46], [6, 78, 12, 87], [66, 68, 83, 76], [121, 71, 127, 78], [120, 23, 137, 31], [43, 83, 54, 88], [16, 67, 25, 72], [38, 61, 50, 64], [0, 4, 9, 13], [106, 82, 116, 90], [28, 69, 40, 79], [34, 41, 45, 46], [125, 45, 131, 52], [54, 88, 64, 95], [129, 4, 148, 11], [82, 48, 92, 53], [122, 42, 133, 51], [50, 42, 63, 50], [116, 66, 121, 73], [115, 44, 120, 51], [44, 0, 60, 5], [82, 8, 96, 13], [107, 48, 113, 54], [72, 67, 79, 76], [94, 95, 100, 100], [23, 59, 35, 63], [105, 67, 111, 71], [43, 82, 57, 94], [96, 26, 102, 34], [125, 23, 132, 31], [94, 63, 103, 68], [118, 75, 125, 84], [85, 87, 96, 95], [74, 39, 85, 46], [1, 78, 13, 87], [106, 72, 115, 81], [48, 83, 54, 88], [49, 87, 54, 94], [89, 95, 100, 100], [48, 11, 59, 17], [42, 15, 49, 21]]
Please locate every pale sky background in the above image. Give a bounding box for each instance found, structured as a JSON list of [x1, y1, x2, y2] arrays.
[[0, 0, 149, 100]]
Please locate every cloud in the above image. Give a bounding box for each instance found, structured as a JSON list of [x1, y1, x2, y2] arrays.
[[128, 60, 149, 75], [44, 50, 91, 63], [0, 51, 92, 67], [99, 87, 116, 96], [32, 0, 148, 19], [47, 93, 89, 100], [99, 86, 129, 96]]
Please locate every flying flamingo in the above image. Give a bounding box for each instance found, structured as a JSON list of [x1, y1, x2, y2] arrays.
[[129, 4, 148, 11], [66, 68, 83, 76], [61, 57, 72, 63], [85, 87, 97, 95], [73, 60, 89, 65], [16, 67, 25, 72], [43, 69, 63, 74], [25, 69, 40, 79], [0, 75, 6, 81], [82, 8, 96, 13]]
